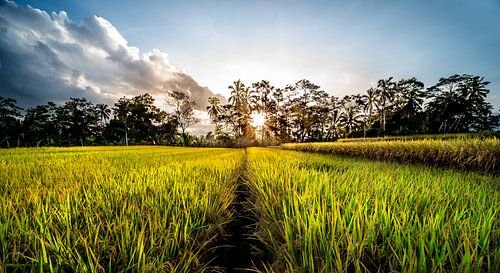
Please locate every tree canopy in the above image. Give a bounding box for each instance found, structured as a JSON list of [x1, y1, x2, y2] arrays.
[[0, 74, 498, 147]]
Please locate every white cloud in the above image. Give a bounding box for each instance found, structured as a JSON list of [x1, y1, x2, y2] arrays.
[[0, 0, 224, 113]]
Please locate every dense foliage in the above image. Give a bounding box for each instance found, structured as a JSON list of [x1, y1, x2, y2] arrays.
[[209, 75, 498, 145], [1, 74, 498, 147], [0, 93, 201, 147]]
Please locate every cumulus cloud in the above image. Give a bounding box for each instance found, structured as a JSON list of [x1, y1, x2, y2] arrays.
[[0, 0, 224, 110]]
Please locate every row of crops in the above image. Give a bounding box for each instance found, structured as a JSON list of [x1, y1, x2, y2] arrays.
[[0, 147, 245, 272], [1, 143, 499, 272], [336, 132, 499, 143], [247, 148, 500, 272], [282, 138, 499, 173]]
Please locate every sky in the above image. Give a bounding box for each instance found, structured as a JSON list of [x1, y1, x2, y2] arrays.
[[1, 0, 500, 133]]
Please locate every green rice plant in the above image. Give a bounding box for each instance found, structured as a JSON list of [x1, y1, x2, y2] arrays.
[[246, 148, 500, 273], [282, 138, 500, 173], [0, 146, 244, 272], [337, 133, 494, 143]]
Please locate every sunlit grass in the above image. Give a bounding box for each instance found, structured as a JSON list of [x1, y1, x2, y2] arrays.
[[282, 138, 499, 173], [2, 145, 499, 272], [0, 146, 244, 272], [246, 148, 500, 272], [337, 133, 491, 142]]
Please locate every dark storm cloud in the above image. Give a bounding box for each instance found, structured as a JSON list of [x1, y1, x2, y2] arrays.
[[163, 72, 226, 109], [0, 0, 223, 109]]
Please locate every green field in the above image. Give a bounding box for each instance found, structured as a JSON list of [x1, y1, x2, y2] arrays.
[[247, 148, 499, 272], [336, 133, 499, 143], [1, 145, 499, 272], [0, 147, 245, 272], [282, 138, 499, 173]]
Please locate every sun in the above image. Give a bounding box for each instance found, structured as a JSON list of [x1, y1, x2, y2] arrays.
[[251, 112, 265, 127]]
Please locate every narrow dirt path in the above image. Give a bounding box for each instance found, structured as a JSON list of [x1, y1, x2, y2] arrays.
[[209, 149, 267, 272]]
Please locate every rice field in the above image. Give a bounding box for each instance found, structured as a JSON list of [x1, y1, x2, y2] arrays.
[[282, 138, 500, 173], [1, 145, 499, 272], [0, 146, 244, 272], [337, 133, 497, 143], [246, 148, 500, 272]]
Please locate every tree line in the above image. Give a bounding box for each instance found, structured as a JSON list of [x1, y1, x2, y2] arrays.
[[0, 92, 202, 147], [208, 74, 498, 146], [1, 74, 498, 147]]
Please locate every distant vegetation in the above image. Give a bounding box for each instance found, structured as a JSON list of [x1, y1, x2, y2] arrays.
[[1, 74, 498, 147], [211, 74, 498, 146], [0, 92, 197, 147]]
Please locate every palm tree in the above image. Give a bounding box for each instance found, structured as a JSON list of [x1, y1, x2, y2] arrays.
[[339, 105, 362, 136], [207, 97, 222, 134], [464, 75, 493, 130], [228, 80, 246, 109], [426, 87, 460, 133], [363, 87, 377, 124], [96, 104, 111, 124], [466, 76, 489, 104], [252, 80, 274, 112], [375, 77, 395, 134], [327, 109, 343, 140], [397, 78, 425, 126], [207, 97, 222, 121], [228, 80, 254, 141], [252, 80, 274, 141], [360, 88, 378, 137]]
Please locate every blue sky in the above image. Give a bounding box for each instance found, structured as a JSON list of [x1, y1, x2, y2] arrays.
[[5, 0, 500, 110]]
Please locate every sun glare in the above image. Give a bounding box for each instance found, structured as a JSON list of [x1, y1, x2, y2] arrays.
[[251, 113, 265, 127]]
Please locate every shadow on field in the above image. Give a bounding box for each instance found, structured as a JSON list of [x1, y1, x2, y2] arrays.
[[208, 149, 270, 272]]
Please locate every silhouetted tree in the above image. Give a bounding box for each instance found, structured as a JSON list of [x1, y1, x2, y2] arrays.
[[1, 72, 497, 148], [167, 90, 200, 146], [426, 74, 493, 133], [23, 102, 59, 146], [375, 77, 395, 134], [154, 114, 179, 145], [326, 108, 343, 140], [389, 77, 425, 134], [0, 97, 22, 147], [291, 79, 320, 142], [59, 98, 100, 146], [363, 87, 378, 131], [228, 80, 255, 145], [96, 103, 111, 124], [113, 93, 165, 145], [340, 105, 362, 135], [113, 97, 132, 145], [252, 81, 277, 140], [207, 96, 222, 136]]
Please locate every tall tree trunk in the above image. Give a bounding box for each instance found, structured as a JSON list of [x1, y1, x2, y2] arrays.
[[383, 113, 386, 132], [382, 109, 386, 136], [125, 125, 129, 146], [182, 128, 188, 146]]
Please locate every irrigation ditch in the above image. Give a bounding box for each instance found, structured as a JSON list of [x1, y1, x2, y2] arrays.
[[208, 148, 270, 272]]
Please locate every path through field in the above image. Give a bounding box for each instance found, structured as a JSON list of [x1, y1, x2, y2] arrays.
[[211, 149, 268, 272]]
